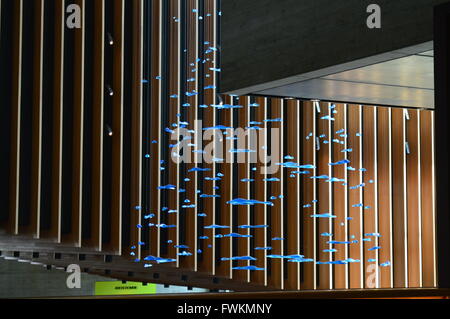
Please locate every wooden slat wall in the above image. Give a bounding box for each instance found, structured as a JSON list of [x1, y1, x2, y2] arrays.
[[0, 0, 438, 292]]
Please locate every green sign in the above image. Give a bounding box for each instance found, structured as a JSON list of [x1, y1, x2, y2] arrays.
[[95, 281, 157, 296]]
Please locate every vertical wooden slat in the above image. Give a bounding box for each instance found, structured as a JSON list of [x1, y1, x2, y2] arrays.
[[148, 0, 161, 258], [251, 96, 267, 286], [130, 0, 143, 259], [165, 0, 179, 264], [377, 107, 393, 288], [420, 110, 437, 287], [348, 104, 363, 289], [174, 0, 181, 268], [108, 0, 124, 253], [8, 0, 23, 235], [268, 98, 284, 290], [210, 0, 218, 276], [332, 103, 348, 289], [301, 101, 316, 290], [362, 106, 379, 288], [406, 109, 422, 287], [316, 102, 331, 290], [179, 0, 198, 270], [392, 108, 407, 288], [30, 0, 45, 238], [49, 0, 65, 242], [216, 95, 233, 279], [69, 0, 85, 247], [90, 0, 105, 250], [285, 99, 300, 290], [198, 0, 216, 276], [232, 96, 251, 282]]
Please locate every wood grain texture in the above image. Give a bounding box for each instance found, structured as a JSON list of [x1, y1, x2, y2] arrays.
[[377, 107, 393, 288], [406, 109, 421, 288], [30, 0, 45, 238], [332, 103, 348, 289], [347, 104, 363, 289], [392, 108, 407, 288], [420, 110, 436, 288], [285, 99, 300, 290], [316, 102, 332, 290], [267, 98, 284, 290], [362, 106, 378, 288], [301, 101, 316, 290]]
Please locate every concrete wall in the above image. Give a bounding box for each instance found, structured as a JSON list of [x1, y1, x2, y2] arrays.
[[0, 258, 113, 298], [220, 0, 447, 94], [0, 259, 209, 298]]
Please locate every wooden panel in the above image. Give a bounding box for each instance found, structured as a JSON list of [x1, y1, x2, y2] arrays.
[[48, 0, 65, 242], [148, 0, 161, 258], [164, 0, 180, 263], [69, 0, 85, 247], [8, 0, 23, 235], [130, 0, 143, 259], [332, 103, 348, 289], [198, 0, 216, 276], [420, 110, 436, 288], [216, 95, 233, 279], [89, 0, 105, 250], [348, 104, 363, 289], [30, 0, 45, 238], [406, 109, 421, 288], [301, 101, 316, 290], [377, 107, 393, 288], [285, 99, 300, 290], [232, 96, 251, 282], [362, 106, 379, 288], [268, 98, 284, 290], [391, 108, 407, 288], [108, 0, 124, 253], [251, 96, 268, 286], [316, 102, 331, 290], [179, 0, 198, 271]]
